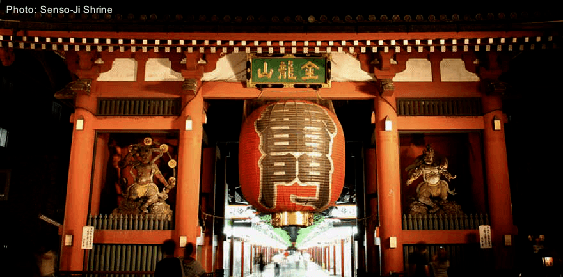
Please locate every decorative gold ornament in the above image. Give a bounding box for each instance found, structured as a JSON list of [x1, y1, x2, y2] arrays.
[[160, 144, 169, 152], [143, 137, 153, 145], [168, 159, 177, 168]]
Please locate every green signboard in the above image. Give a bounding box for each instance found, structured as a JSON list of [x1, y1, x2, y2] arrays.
[[247, 54, 331, 88]]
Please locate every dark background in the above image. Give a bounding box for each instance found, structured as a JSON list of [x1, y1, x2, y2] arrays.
[[1, 9, 563, 275]]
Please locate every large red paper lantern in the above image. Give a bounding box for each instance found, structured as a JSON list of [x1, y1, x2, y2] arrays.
[[239, 100, 345, 227]]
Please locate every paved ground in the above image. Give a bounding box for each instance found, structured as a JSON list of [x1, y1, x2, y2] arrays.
[[248, 260, 337, 277]]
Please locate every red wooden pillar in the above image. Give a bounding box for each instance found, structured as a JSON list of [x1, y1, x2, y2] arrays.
[[176, 52, 205, 253], [333, 243, 337, 276], [365, 147, 379, 274], [241, 240, 245, 277], [341, 239, 345, 277], [326, 246, 330, 270], [201, 148, 215, 272], [249, 244, 253, 275], [215, 231, 224, 275], [318, 246, 321, 265], [319, 246, 326, 269], [90, 133, 109, 215], [229, 228, 235, 277], [375, 93, 403, 274], [482, 95, 515, 271], [59, 50, 112, 271], [372, 50, 406, 274], [327, 245, 331, 272], [324, 246, 328, 269], [314, 247, 317, 264], [312, 247, 315, 264], [468, 133, 487, 212], [199, 197, 209, 270], [175, 84, 204, 251], [60, 92, 96, 271]]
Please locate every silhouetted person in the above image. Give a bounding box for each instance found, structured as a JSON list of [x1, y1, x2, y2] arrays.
[[430, 248, 450, 277], [154, 239, 183, 277], [409, 243, 430, 277], [274, 262, 280, 276], [36, 245, 56, 277], [182, 242, 205, 277], [257, 253, 266, 276]]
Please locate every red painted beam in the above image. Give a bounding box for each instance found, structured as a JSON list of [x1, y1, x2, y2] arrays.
[[93, 230, 173, 244], [93, 81, 184, 97], [395, 82, 480, 97], [201, 81, 377, 99], [93, 81, 377, 99], [398, 116, 484, 130], [402, 230, 480, 245], [92, 117, 179, 130]]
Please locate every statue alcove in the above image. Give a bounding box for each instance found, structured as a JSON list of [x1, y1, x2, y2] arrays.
[[93, 132, 179, 217], [399, 132, 487, 216]]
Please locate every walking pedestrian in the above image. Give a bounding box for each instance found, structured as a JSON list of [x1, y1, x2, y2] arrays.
[[154, 239, 183, 277], [408, 243, 430, 277], [430, 247, 450, 277], [182, 242, 205, 277]]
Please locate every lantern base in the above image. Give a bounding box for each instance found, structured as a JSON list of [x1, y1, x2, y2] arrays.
[[271, 211, 314, 227]]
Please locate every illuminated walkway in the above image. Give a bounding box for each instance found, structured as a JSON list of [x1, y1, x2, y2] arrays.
[[248, 260, 337, 277]]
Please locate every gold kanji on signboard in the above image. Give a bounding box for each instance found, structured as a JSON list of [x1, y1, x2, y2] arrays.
[[247, 54, 331, 88]]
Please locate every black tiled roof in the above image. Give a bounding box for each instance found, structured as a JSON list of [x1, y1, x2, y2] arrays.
[[2, 11, 563, 33]]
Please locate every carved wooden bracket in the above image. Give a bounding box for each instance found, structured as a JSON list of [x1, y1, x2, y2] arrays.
[[70, 79, 92, 93], [182, 78, 199, 94], [358, 52, 375, 73], [462, 53, 478, 74], [54, 79, 92, 103], [480, 79, 508, 95], [478, 52, 512, 78], [371, 51, 408, 96], [377, 79, 395, 97], [181, 53, 204, 76], [476, 52, 511, 95], [203, 52, 222, 73], [373, 51, 407, 80], [180, 52, 205, 95], [65, 51, 115, 79]]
